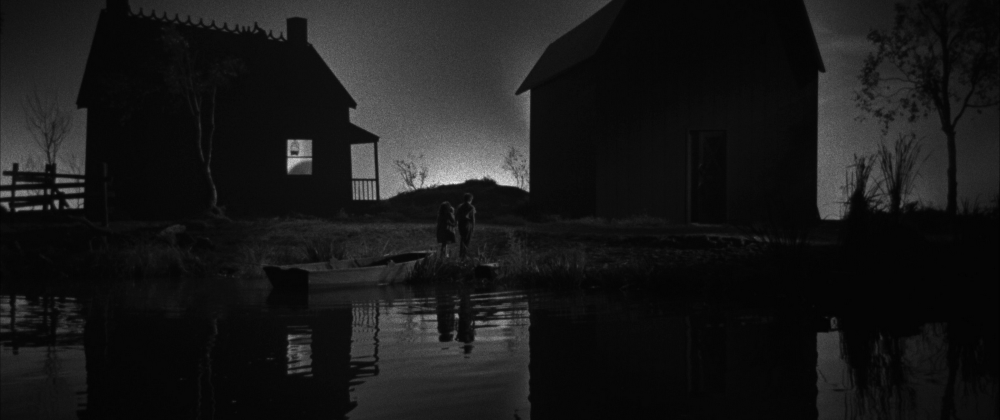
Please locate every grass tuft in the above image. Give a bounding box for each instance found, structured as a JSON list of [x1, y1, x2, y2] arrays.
[[88, 239, 205, 280]]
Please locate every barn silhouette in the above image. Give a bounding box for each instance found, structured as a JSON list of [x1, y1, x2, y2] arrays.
[[518, 0, 825, 223]]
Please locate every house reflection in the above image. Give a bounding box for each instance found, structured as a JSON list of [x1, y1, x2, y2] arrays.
[[526, 295, 819, 420], [79, 299, 371, 419]]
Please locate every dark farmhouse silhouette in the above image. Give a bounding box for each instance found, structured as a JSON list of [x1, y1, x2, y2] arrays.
[[518, 0, 825, 223], [77, 0, 379, 219]]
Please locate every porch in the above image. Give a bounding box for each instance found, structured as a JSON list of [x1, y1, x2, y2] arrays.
[[349, 124, 380, 202]]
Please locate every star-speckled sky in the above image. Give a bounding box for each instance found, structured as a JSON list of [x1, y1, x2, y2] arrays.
[[1, 0, 997, 219]]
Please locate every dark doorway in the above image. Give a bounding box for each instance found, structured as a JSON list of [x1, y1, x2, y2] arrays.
[[689, 131, 727, 223]]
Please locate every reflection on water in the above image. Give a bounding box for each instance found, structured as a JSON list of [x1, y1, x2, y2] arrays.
[[0, 283, 997, 420], [818, 314, 999, 420], [0, 295, 88, 419], [286, 326, 313, 376], [527, 300, 822, 419]]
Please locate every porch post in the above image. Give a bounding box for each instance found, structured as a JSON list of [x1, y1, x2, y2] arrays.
[[10, 163, 18, 213], [373, 141, 380, 201]]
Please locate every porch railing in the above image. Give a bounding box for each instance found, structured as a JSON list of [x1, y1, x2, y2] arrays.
[[352, 179, 379, 201]]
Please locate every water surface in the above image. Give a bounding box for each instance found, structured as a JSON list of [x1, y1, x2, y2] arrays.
[[1, 279, 996, 419]]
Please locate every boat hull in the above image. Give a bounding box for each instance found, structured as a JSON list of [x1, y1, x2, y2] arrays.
[[262, 251, 432, 291]]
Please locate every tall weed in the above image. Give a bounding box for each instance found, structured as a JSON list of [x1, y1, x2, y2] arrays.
[[842, 153, 881, 221], [877, 133, 924, 217]]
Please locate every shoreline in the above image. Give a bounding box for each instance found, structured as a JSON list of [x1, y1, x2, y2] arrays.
[[1, 215, 996, 312]]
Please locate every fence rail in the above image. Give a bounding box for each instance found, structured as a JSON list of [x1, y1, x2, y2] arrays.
[[1, 162, 111, 226], [352, 179, 379, 201]]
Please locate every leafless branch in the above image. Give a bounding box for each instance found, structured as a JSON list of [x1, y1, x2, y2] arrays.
[[22, 88, 73, 166], [502, 146, 530, 190]]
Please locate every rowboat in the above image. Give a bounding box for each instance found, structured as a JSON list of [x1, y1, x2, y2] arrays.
[[262, 251, 434, 291]]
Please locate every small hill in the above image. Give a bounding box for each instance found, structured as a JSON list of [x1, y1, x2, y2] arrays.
[[381, 179, 529, 221]]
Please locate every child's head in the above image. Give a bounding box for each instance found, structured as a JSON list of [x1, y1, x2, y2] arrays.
[[463, 193, 474, 203], [439, 201, 453, 214]]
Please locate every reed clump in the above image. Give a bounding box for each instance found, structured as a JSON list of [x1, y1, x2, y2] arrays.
[[876, 133, 923, 218], [838, 134, 931, 255]]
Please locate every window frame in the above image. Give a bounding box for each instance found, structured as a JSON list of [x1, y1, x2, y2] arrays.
[[286, 139, 314, 176]]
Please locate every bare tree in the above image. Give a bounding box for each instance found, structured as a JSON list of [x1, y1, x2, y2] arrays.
[[161, 25, 243, 216], [855, 0, 1000, 217], [60, 152, 86, 176], [23, 89, 73, 166], [393, 153, 428, 191], [502, 146, 529, 190]]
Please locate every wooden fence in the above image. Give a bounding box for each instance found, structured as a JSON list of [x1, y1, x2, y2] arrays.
[[0, 162, 110, 225]]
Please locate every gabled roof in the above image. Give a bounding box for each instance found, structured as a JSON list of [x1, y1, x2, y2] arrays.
[[516, 0, 825, 95], [515, 0, 627, 95], [77, 6, 357, 110], [346, 122, 379, 144], [774, 0, 826, 73]]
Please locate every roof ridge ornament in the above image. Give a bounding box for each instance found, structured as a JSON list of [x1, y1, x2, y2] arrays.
[[123, 5, 284, 42]]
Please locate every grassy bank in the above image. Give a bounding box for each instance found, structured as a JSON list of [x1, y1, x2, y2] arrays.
[[1, 215, 769, 290], [2, 180, 996, 307], [3, 213, 992, 310]]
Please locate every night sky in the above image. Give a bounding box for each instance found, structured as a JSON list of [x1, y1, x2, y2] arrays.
[[1, 0, 997, 219]]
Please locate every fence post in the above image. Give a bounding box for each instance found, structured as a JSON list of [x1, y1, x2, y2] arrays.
[[102, 162, 109, 228], [10, 163, 18, 213], [43, 164, 50, 211], [47, 163, 56, 212]]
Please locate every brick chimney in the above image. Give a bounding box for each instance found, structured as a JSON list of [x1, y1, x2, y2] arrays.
[[106, 0, 130, 15], [287, 17, 307, 44]]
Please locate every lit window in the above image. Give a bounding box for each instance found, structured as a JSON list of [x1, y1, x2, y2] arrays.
[[287, 139, 313, 175]]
